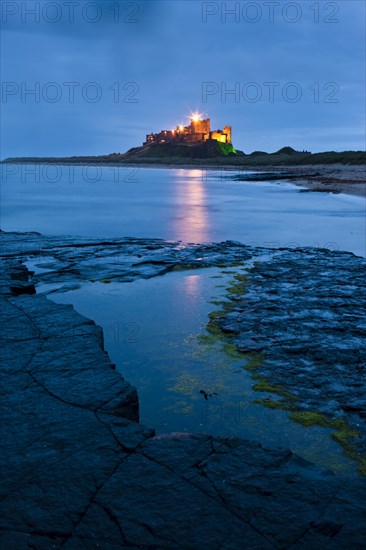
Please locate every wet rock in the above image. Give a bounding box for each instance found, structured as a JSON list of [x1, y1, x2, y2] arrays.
[[216, 248, 366, 460], [1, 234, 366, 548], [0, 231, 258, 288], [9, 282, 36, 295]]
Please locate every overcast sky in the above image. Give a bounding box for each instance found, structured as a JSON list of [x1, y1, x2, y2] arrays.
[[1, 0, 365, 157]]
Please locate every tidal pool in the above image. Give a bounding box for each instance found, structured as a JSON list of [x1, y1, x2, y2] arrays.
[[41, 265, 357, 476]]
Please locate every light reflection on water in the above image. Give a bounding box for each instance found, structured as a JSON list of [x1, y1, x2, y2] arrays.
[[173, 170, 210, 243], [2, 166, 365, 256], [47, 267, 357, 476]]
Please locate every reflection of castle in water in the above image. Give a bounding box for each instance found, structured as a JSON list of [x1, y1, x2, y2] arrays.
[[172, 169, 210, 243], [144, 113, 231, 146]]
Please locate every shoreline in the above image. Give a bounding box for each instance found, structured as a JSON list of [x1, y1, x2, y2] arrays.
[[2, 161, 365, 196]]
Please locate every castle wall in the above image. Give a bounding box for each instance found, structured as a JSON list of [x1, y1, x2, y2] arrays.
[[144, 118, 231, 146], [223, 126, 232, 144], [191, 119, 210, 135], [210, 131, 227, 143]]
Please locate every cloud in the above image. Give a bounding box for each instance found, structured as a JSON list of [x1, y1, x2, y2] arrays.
[[1, 0, 365, 155]]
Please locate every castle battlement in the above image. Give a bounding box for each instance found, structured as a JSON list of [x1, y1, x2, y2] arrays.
[[144, 114, 231, 146]]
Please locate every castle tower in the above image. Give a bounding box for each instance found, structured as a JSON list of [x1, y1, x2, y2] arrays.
[[223, 126, 232, 144], [191, 118, 210, 135]]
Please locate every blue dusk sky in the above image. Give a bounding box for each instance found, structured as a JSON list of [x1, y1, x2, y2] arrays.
[[1, 0, 365, 157]]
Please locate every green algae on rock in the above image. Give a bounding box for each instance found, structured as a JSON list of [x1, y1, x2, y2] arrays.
[[213, 248, 366, 473]]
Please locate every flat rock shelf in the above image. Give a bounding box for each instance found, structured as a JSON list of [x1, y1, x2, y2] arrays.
[[1, 231, 366, 549]]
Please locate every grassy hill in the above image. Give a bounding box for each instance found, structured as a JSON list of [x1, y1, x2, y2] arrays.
[[123, 140, 236, 159], [2, 146, 365, 166]]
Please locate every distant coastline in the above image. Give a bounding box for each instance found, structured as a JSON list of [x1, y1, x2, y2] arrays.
[[2, 148, 365, 167], [1, 154, 365, 197], [2, 134, 365, 198]]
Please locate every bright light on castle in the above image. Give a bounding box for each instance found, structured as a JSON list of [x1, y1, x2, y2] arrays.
[[191, 112, 202, 122], [144, 115, 232, 146]]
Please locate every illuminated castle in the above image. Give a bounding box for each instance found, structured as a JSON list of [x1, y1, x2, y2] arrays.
[[144, 113, 232, 146]]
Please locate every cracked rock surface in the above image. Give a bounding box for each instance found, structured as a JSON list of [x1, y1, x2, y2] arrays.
[[1, 232, 366, 548], [0, 231, 259, 287], [217, 248, 366, 460]]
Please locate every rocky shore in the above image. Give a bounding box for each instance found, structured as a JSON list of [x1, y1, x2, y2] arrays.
[[1, 231, 366, 548], [215, 248, 366, 472], [287, 164, 366, 196], [231, 164, 366, 196]]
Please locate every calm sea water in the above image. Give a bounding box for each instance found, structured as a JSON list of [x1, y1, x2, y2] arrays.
[[1, 165, 365, 256]]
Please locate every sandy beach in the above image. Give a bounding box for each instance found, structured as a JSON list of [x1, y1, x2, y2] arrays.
[[286, 164, 366, 197]]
